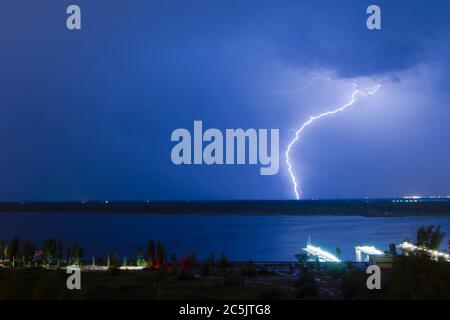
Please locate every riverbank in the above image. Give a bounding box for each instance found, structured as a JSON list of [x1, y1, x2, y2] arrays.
[[1, 199, 450, 216]]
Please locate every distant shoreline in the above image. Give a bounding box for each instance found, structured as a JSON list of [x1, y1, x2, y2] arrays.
[[1, 199, 450, 216]]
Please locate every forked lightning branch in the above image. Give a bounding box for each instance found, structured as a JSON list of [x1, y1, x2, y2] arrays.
[[170, 82, 381, 198], [286, 83, 381, 199]]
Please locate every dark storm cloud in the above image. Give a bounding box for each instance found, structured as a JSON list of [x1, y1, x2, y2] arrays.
[[159, 0, 448, 79], [262, 1, 447, 78]]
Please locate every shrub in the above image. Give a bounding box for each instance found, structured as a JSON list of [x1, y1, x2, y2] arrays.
[[0, 274, 21, 299], [295, 273, 320, 299], [179, 252, 197, 270], [219, 253, 230, 271], [241, 260, 257, 277], [224, 271, 243, 287], [178, 270, 194, 281], [200, 263, 211, 277], [258, 286, 288, 300], [31, 273, 61, 300]]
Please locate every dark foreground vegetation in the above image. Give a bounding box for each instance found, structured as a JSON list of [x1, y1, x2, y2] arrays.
[[0, 255, 449, 300], [0, 225, 449, 300], [0, 262, 300, 300]]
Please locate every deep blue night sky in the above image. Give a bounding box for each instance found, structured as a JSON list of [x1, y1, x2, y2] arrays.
[[0, 0, 449, 200]]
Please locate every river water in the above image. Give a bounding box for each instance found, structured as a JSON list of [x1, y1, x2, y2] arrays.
[[1, 213, 449, 261]]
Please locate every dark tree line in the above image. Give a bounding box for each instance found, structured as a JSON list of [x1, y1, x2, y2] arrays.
[[146, 239, 166, 267], [66, 243, 84, 265], [0, 237, 85, 267], [416, 225, 445, 250], [43, 239, 63, 266]]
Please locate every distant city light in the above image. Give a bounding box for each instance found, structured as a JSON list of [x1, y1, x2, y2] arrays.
[[400, 195, 450, 200], [403, 195, 422, 199]]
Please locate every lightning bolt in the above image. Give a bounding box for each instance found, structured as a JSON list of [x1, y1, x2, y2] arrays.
[[273, 76, 358, 95], [273, 76, 330, 94], [285, 84, 381, 200]]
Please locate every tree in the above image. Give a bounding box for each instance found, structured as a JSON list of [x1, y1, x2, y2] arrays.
[[430, 226, 445, 250], [168, 253, 177, 273], [179, 252, 197, 269], [67, 243, 84, 265], [135, 247, 142, 264], [9, 237, 20, 267], [43, 239, 57, 266], [0, 240, 3, 261], [388, 252, 450, 299], [56, 241, 63, 266], [3, 245, 9, 262], [22, 241, 36, 266], [170, 253, 177, 264], [73, 244, 84, 265], [219, 253, 230, 271], [66, 244, 72, 264], [107, 250, 119, 268], [241, 260, 256, 277], [295, 252, 309, 264], [135, 247, 146, 267], [416, 225, 445, 250], [389, 243, 397, 256], [147, 239, 155, 267], [295, 252, 312, 274], [207, 251, 216, 265], [315, 257, 321, 271], [336, 247, 342, 260], [156, 242, 166, 267]]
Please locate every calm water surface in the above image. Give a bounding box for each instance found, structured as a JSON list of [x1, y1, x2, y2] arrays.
[[1, 213, 449, 261]]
